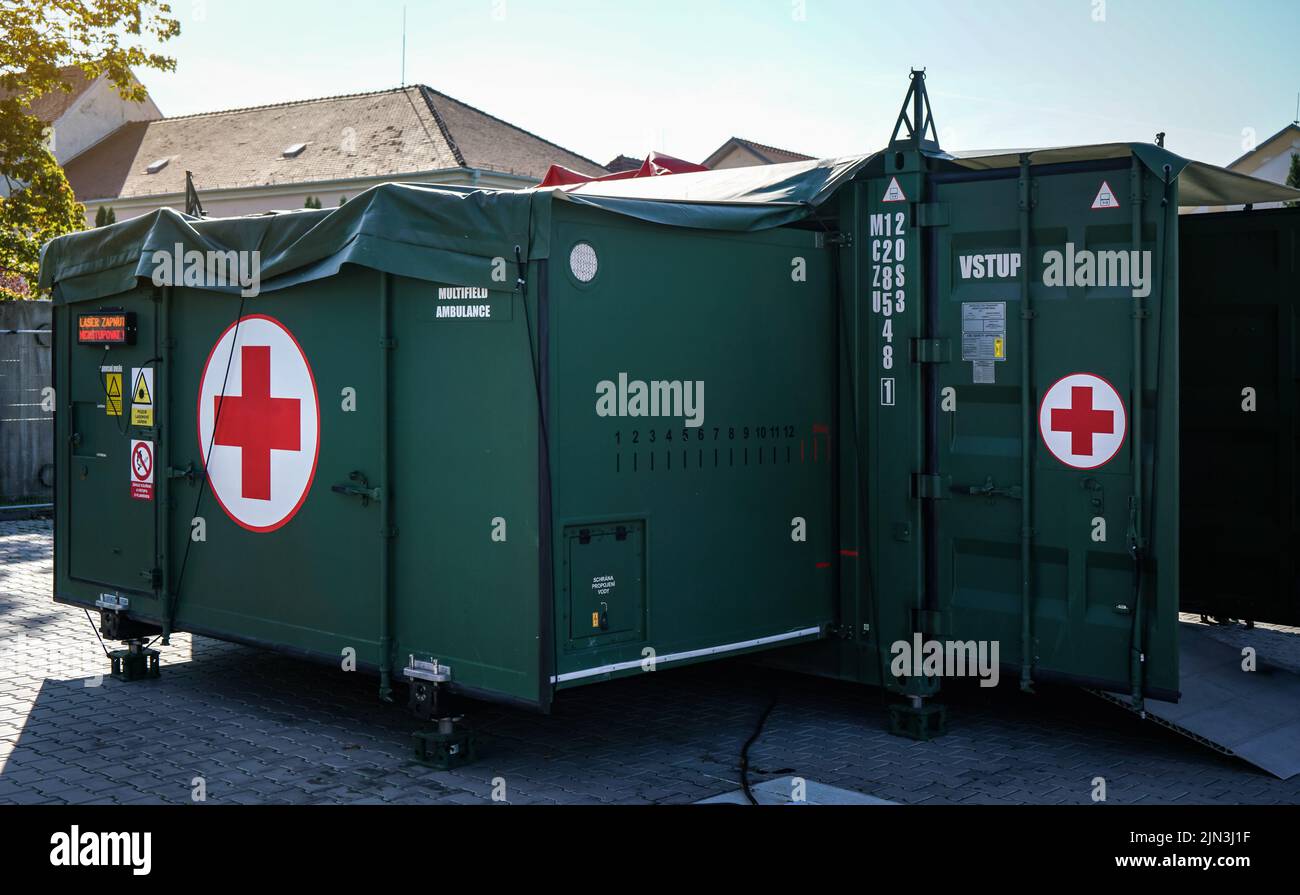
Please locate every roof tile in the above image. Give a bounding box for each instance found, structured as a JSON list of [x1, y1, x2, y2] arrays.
[[65, 85, 606, 201]]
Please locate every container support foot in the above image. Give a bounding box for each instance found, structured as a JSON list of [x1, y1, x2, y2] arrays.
[[888, 696, 947, 741], [404, 657, 477, 769], [108, 639, 161, 682]]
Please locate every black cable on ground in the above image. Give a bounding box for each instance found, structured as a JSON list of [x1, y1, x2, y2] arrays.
[[740, 688, 779, 805], [84, 609, 111, 658]]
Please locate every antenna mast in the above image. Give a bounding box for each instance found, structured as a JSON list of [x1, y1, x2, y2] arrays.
[[185, 171, 205, 218], [888, 69, 942, 153], [401, 6, 408, 87]]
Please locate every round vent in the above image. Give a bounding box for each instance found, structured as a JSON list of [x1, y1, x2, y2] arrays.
[[569, 242, 598, 284]]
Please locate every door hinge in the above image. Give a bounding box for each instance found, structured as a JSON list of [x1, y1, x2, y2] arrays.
[[912, 202, 950, 228], [913, 473, 951, 500], [912, 338, 951, 364], [818, 231, 853, 248]]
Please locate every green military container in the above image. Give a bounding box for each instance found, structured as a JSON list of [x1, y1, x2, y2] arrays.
[[42, 171, 864, 712], [42, 74, 1300, 753]]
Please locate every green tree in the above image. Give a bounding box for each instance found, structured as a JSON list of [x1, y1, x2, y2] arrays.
[[304, 195, 322, 210], [0, 1, 180, 299], [94, 204, 117, 227], [1288, 152, 1299, 209]]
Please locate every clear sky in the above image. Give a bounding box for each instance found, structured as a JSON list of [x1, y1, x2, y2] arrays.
[[139, 0, 1299, 168]]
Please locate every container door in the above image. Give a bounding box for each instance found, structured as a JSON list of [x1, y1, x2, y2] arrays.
[[922, 163, 1179, 698], [160, 274, 382, 665], [1180, 208, 1300, 626], [63, 288, 161, 599]]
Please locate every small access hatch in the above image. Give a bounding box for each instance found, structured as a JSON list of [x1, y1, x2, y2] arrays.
[[564, 522, 646, 650]]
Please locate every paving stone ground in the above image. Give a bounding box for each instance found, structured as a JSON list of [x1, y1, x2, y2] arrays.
[[2, 518, 1298, 805]]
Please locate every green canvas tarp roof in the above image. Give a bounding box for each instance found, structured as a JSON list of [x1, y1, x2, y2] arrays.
[[930, 142, 1300, 208], [40, 156, 873, 303], [40, 141, 1300, 303], [547, 154, 874, 229]]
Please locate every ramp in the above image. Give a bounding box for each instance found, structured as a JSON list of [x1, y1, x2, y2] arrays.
[[1095, 624, 1300, 780]]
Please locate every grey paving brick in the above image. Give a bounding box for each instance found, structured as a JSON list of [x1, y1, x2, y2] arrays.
[[3, 518, 1300, 805]]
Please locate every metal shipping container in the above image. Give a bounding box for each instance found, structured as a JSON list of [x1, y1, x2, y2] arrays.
[[41, 74, 1300, 766]]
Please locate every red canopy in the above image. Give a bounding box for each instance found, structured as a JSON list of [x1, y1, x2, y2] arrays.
[[536, 152, 709, 188]]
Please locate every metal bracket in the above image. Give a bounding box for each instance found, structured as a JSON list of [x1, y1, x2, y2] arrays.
[[403, 656, 452, 684], [913, 473, 951, 500], [912, 608, 949, 638], [818, 231, 853, 248], [95, 593, 130, 612], [911, 203, 950, 228]]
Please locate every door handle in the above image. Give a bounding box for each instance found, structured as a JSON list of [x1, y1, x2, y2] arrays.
[[332, 470, 381, 507], [167, 461, 199, 484], [951, 476, 1022, 501]]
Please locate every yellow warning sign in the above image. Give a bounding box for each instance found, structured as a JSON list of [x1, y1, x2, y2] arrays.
[[994, 338, 1006, 360], [591, 612, 600, 629], [130, 367, 154, 427], [105, 372, 123, 417]]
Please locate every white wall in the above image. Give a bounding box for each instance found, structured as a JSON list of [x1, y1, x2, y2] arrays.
[[1237, 144, 1299, 210], [1191, 130, 1300, 214], [51, 75, 161, 166]]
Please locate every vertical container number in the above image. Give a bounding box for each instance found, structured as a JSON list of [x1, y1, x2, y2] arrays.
[[871, 210, 909, 404]]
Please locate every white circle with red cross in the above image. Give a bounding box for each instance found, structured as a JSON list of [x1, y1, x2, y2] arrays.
[[1038, 373, 1127, 470], [197, 315, 320, 533]]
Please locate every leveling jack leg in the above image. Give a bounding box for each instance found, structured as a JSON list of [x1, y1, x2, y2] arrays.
[[404, 658, 478, 770], [888, 696, 947, 742], [411, 717, 478, 771], [109, 639, 161, 683]]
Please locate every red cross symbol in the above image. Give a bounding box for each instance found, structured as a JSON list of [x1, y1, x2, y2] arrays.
[[1050, 386, 1115, 456], [213, 345, 301, 501]]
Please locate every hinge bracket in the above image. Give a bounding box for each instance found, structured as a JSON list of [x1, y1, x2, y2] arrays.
[[912, 202, 950, 228], [913, 473, 951, 500]]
